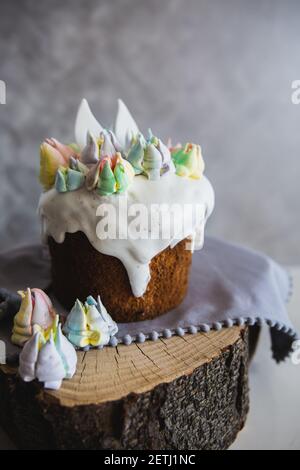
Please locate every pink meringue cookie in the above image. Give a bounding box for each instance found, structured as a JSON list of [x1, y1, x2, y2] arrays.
[[45, 138, 77, 161], [11, 288, 56, 347]]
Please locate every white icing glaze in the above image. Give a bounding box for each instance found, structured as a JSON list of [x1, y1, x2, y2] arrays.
[[39, 173, 214, 297]]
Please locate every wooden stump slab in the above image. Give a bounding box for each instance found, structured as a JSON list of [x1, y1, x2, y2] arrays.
[[0, 327, 249, 450]]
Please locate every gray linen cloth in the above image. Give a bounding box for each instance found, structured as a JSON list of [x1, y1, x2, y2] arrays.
[[0, 237, 296, 362]]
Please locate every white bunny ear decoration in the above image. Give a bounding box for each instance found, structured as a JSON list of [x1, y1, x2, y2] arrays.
[[114, 99, 139, 151], [75, 99, 103, 149]]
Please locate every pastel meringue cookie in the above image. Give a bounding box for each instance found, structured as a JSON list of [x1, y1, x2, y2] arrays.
[[171, 143, 205, 179], [55, 166, 85, 193], [40, 139, 77, 191], [19, 317, 77, 390], [81, 131, 99, 165], [11, 288, 56, 347], [126, 131, 176, 180], [39, 99, 174, 197], [82, 130, 135, 196], [63, 295, 118, 349], [41, 126, 135, 197]]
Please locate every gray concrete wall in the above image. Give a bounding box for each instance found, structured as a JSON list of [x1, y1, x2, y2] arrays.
[[0, 0, 299, 264]]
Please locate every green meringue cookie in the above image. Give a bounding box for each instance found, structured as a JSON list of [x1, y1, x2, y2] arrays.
[[114, 162, 130, 193], [97, 161, 117, 196], [172, 143, 205, 179], [55, 168, 67, 193], [143, 143, 163, 180], [126, 136, 145, 175]]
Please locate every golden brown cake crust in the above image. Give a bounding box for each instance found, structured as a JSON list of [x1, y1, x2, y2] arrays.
[[48, 232, 192, 322]]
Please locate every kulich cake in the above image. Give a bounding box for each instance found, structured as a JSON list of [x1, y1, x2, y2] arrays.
[[38, 99, 215, 322], [48, 234, 192, 322]]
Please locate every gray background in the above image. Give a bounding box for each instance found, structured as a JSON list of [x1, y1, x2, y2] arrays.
[[0, 0, 299, 264]]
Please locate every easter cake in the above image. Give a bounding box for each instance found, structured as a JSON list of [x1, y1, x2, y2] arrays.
[[38, 99, 214, 322]]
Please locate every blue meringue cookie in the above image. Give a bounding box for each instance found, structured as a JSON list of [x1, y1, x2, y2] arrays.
[[55, 169, 67, 193], [66, 168, 85, 191], [55, 167, 85, 193]]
